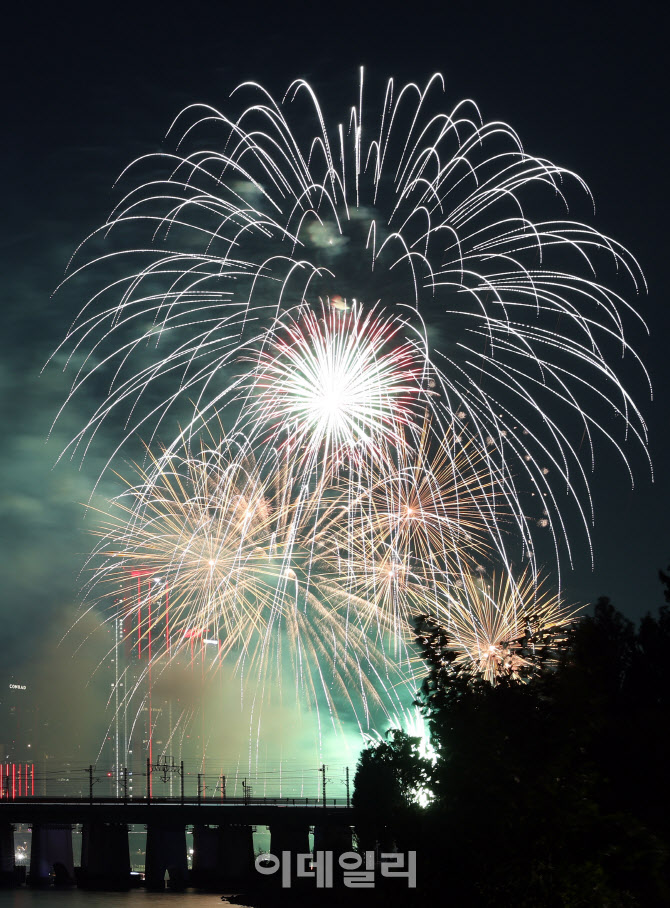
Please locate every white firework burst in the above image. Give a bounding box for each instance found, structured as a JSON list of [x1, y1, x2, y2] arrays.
[[53, 70, 649, 576]]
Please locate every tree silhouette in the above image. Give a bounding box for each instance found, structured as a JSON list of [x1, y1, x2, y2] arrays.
[[352, 568, 670, 905], [352, 729, 432, 854]]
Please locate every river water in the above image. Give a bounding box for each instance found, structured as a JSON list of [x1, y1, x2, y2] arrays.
[[0, 892, 250, 908]]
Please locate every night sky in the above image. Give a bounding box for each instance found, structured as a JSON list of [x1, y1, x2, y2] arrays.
[[1, 0, 667, 692]]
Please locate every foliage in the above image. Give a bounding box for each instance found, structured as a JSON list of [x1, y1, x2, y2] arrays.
[[352, 729, 433, 853], [352, 570, 670, 905], [353, 729, 432, 809]]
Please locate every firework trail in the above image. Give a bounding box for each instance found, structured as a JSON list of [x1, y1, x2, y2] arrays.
[[52, 71, 649, 753], [89, 438, 418, 739], [54, 69, 649, 573], [422, 567, 574, 683]]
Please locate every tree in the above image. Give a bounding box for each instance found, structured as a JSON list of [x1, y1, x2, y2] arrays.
[[352, 729, 432, 853], [351, 570, 670, 903], [659, 564, 670, 604], [409, 598, 670, 905]]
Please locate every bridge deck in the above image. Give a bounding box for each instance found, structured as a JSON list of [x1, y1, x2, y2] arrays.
[[0, 796, 354, 825]]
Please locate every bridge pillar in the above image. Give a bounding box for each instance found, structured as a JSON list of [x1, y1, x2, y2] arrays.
[[28, 824, 74, 887], [79, 822, 130, 890], [269, 820, 311, 882], [313, 823, 353, 856], [145, 822, 187, 891], [191, 824, 254, 889], [190, 826, 218, 889], [0, 822, 15, 886], [221, 823, 255, 885]]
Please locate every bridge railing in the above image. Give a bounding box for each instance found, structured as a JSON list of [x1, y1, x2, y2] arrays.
[[1, 763, 351, 806], [0, 794, 350, 807]]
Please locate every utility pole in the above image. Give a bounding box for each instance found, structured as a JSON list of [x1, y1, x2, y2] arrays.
[[114, 615, 120, 799], [197, 773, 202, 805], [180, 761, 185, 806], [146, 757, 151, 804], [123, 767, 128, 804], [345, 766, 350, 808], [320, 764, 327, 807], [88, 765, 94, 807]]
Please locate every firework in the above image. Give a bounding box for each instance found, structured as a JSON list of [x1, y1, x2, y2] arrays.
[[338, 423, 501, 572], [54, 70, 649, 573], [238, 301, 429, 482], [306, 424, 501, 652], [53, 72, 649, 762], [424, 567, 574, 683], [89, 438, 418, 734]]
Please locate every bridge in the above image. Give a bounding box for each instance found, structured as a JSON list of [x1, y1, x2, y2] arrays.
[[0, 795, 355, 890]]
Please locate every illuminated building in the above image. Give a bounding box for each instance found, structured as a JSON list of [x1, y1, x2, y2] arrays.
[[0, 677, 37, 798], [102, 570, 222, 797]]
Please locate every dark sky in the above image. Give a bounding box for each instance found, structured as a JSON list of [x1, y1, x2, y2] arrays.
[[1, 0, 668, 685]]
